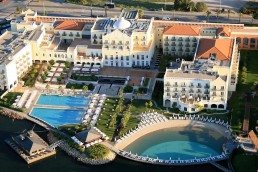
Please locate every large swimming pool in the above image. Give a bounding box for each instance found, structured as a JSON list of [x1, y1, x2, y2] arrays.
[[124, 127, 224, 160], [30, 108, 84, 127], [36, 94, 89, 107]]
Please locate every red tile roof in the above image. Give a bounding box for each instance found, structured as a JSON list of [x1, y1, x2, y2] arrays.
[[196, 38, 234, 61], [54, 21, 85, 31], [163, 25, 200, 36], [216, 27, 231, 37]]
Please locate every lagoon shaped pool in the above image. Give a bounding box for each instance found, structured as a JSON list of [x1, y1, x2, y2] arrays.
[[124, 127, 224, 160]]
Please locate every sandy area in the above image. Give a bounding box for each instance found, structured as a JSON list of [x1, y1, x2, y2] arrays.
[[115, 119, 230, 149]]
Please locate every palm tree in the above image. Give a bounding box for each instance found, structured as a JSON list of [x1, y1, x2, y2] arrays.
[[82, 85, 88, 94], [215, 9, 220, 23], [138, 9, 144, 19], [206, 10, 211, 23], [188, 1, 195, 12], [149, 101, 153, 110], [104, 6, 108, 17], [227, 9, 231, 22], [145, 102, 149, 110], [45, 84, 50, 93], [238, 12, 242, 23], [71, 86, 75, 95], [58, 85, 64, 94]]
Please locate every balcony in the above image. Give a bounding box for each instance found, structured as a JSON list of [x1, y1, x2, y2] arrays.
[[189, 89, 194, 93], [204, 85, 210, 89], [181, 90, 186, 93], [173, 84, 178, 87], [178, 48, 183, 52], [165, 83, 170, 86], [189, 84, 194, 88], [196, 90, 202, 93], [192, 39, 197, 42], [171, 43, 176, 46], [171, 38, 176, 41], [185, 38, 190, 42], [164, 43, 169, 46], [55, 32, 60, 36], [178, 43, 183, 46], [93, 35, 97, 39], [62, 32, 67, 36], [165, 89, 170, 92], [185, 44, 190, 47], [76, 33, 80, 37], [173, 89, 178, 92], [181, 84, 186, 87], [69, 33, 73, 37], [196, 85, 202, 88], [204, 91, 209, 94]]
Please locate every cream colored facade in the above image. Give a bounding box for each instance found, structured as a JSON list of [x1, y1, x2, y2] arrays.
[[0, 32, 33, 91], [163, 38, 239, 113]]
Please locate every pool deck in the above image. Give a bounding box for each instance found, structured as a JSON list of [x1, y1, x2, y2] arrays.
[[33, 104, 88, 110], [115, 120, 230, 150]]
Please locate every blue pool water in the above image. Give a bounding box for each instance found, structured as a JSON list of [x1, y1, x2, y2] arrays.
[[30, 108, 84, 126], [36, 94, 89, 107], [124, 127, 224, 160]]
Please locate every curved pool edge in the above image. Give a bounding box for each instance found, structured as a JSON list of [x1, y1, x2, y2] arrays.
[[114, 120, 230, 150], [117, 149, 228, 166]]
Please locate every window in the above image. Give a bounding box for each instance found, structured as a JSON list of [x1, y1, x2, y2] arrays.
[[110, 55, 113, 60], [126, 56, 129, 60], [105, 55, 108, 59], [121, 56, 124, 60], [116, 55, 118, 60], [126, 62, 129, 65], [105, 61, 108, 64], [137, 55, 139, 60], [141, 55, 144, 60]]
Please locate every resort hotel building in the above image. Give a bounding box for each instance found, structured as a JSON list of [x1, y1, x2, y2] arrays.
[[1, 9, 258, 113]]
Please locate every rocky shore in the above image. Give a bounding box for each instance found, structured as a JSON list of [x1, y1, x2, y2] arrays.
[[0, 109, 24, 120], [48, 132, 116, 165]]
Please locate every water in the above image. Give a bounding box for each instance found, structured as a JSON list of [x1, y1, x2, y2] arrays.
[[125, 127, 224, 160], [36, 94, 89, 107], [0, 115, 226, 172], [30, 108, 85, 127]]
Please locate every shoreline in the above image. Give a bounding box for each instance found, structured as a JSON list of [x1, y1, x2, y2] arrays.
[[115, 119, 230, 149], [47, 132, 116, 165]]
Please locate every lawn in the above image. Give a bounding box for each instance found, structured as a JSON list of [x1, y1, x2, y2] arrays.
[[0, 92, 23, 112], [22, 64, 41, 87], [96, 98, 118, 139], [58, 124, 88, 136], [228, 50, 258, 133]]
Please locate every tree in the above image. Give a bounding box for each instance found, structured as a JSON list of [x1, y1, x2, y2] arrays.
[[238, 12, 242, 23], [227, 9, 231, 22], [58, 85, 64, 93], [121, 111, 130, 128], [215, 9, 221, 23], [195, 2, 207, 12], [206, 10, 211, 22], [149, 101, 153, 109], [45, 84, 50, 92], [71, 86, 75, 95], [145, 102, 149, 110], [16, 6, 23, 14], [188, 1, 195, 12], [104, 6, 108, 17], [82, 85, 88, 93], [138, 9, 144, 19], [49, 59, 55, 66]]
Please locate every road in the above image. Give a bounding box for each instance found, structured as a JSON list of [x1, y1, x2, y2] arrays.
[[0, 0, 257, 25]]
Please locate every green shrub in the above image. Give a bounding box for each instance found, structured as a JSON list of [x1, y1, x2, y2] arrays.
[[49, 59, 55, 66], [87, 144, 109, 159], [124, 85, 133, 93], [138, 87, 147, 94]]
